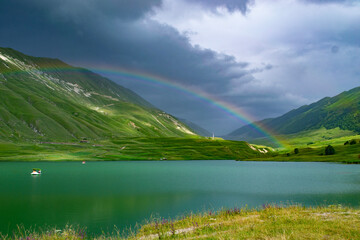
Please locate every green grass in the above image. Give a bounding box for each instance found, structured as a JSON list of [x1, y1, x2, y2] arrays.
[[247, 138, 360, 163], [0, 138, 263, 161], [281, 127, 360, 148], [3, 205, 360, 239], [2, 134, 359, 163], [247, 127, 359, 148], [131, 205, 360, 240], [229, 127, 360, 163]]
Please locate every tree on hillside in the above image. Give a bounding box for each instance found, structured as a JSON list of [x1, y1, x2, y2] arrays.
[[325, 145, 335, 155], [294, 148, 299, 154]]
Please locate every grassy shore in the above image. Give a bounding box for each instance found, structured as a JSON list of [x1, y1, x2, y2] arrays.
[[2, 205, 360, 239]]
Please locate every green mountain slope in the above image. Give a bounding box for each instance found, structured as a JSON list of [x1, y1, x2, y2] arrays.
[[178, 118, 212, 137], [0, 47, 197, 141], [227, 86, 360, 141]]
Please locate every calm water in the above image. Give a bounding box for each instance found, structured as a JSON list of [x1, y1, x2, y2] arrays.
[[1, 161, 360, 235]]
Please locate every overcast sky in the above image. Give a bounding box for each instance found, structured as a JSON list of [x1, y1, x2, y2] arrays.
[[0, 0, 359, 135]]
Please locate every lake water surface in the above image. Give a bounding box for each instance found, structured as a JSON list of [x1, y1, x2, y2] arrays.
[[1, 161, 360, 235]]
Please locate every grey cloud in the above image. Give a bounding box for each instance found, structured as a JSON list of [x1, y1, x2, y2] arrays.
[[186, 0, 354, 13], [248, 64, 274, 74], [331, 46, 339, 53], [186, 0, 254, 13]]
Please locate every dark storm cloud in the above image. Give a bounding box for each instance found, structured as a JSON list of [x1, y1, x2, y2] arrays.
[[21, 0, 162, 20], [0, 0, 256, 134], [0, 0, 247, 84]]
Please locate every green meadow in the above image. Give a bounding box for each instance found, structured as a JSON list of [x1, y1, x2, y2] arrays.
[[231, 126, 359, 164], [246, 130, 360, 163], [249, 127, 360, 148], [248, 142, 360, 163], [1, 130, 360, 163], [0, 137, 264, 161]]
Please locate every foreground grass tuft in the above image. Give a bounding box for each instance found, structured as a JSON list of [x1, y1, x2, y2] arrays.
[[3, 205, 360, 239], [0, 224, 87, 240]]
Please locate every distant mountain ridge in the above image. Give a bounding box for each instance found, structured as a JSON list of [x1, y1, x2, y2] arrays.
[[0, 47, 196, 141], [227, 86, 360, 140]]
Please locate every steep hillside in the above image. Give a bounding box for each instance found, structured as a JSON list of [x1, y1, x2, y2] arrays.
[[227, 86, 360, 141], [178, 118, 212, 137], [0, 47, 196, 142]]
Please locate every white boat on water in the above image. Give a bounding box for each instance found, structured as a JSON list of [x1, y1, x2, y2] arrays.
[[31, 168, 42, 175]]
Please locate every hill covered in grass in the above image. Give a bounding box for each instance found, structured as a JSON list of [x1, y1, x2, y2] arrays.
[[226, 86, 360, 145], [178, 118, 212, 137], [245, 137, 360, 164], [0, 47, 197, 142]]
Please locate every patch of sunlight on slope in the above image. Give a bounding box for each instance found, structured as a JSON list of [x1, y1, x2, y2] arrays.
[[89, 106, 113, 116], [160, 113, 195, 135], [0, 51, 94, 98]]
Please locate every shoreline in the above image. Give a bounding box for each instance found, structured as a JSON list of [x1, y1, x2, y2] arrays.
[[0, 158, 359, 164], [2, 205, 360, 239]]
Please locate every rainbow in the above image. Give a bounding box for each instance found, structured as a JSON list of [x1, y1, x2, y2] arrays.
[[2, 63, 286, 148]]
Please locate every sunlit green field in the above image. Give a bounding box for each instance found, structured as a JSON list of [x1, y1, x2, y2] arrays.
[[0, 137, 263, 161], [1, 133, 360, 162], [248, 143, 360, 163], [282, 128, 360, 148], [237, 127, 360, 163], [248, 127, 360, 148], [247, 131, 360, 163]]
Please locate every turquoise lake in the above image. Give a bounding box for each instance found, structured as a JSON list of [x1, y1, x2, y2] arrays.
[[1, 161, 360, 235]]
